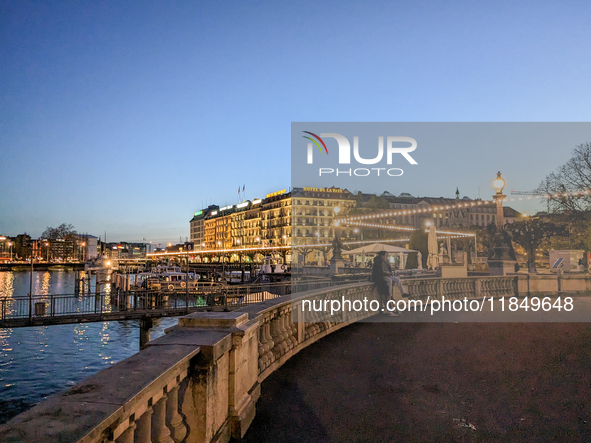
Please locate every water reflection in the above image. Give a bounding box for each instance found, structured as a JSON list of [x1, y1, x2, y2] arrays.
[[0, 270, 179, 424]]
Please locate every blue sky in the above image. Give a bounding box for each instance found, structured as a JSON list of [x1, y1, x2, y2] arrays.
[[1, 1, 590, 243]]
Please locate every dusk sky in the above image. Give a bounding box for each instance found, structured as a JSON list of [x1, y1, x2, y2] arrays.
[[1, 1, 590, 244]]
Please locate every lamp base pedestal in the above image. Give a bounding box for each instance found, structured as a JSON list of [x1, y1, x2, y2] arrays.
[[330, 258, 344, 275], [488, 259, 517, 276]]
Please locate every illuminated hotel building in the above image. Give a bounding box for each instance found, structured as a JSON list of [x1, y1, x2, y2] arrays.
[[190, 187, 357, 252], [260, 190, 291, 247], [242, 201, 262, 247], [189, 205, 218, 250], [291, 187, 356, 246]]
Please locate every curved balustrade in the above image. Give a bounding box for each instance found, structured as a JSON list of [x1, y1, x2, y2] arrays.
[[2, 274, 589, 443], [250, 282, 376, 381]]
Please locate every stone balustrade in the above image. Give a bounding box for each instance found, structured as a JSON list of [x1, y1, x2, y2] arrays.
[[404, 276, 517, 300], [0, 343, 198, 443], [1, 274, 590, 443]]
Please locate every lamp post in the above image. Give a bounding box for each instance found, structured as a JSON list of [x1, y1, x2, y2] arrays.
[[45, 242, 49, 263], [333, 206, 342, 250], [334, 206, 341, 237], [329, 206, 344, 274], [492, 171, 506, 228], [8, 242, 12, 262], [488, 171, 517, 276]]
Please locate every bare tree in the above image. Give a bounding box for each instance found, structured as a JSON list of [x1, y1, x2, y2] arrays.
[[537, 142, 591, 217], [41, 223, 77, 239], [506, 219, 566, 272]]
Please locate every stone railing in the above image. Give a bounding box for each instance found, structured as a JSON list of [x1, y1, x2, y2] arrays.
[[0, 343, 199, 443], [0, 282, 377, 443], [2, 274, 590, 442], [242, 282, 376, 382], [404, 276, 517, 300]]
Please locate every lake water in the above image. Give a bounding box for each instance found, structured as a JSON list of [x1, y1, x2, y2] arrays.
[[0, 270, 178, 423]]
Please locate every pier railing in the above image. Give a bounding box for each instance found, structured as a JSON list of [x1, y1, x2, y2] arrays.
[[0, 277, 366, 327], [0, 283, 293, 326]]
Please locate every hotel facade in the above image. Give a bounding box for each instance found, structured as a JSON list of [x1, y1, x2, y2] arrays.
[[189, 187, 520, 254], [189, 187, 357, 251]]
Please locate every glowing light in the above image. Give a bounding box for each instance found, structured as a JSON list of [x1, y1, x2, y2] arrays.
[[493, 171, 506, 194]]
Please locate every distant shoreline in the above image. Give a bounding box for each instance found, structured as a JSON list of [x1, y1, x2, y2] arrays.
[[0, 263, 85, 272]]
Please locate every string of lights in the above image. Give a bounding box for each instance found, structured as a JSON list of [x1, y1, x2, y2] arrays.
[[336, 200, 496, 224], [146, 237, 413, 257], [346, 220, 475, 238], [509, 189, 591, 201], [335, 188, 591, 225]]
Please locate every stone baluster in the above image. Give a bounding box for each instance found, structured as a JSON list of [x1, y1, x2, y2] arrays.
[[308, 300, 320, 337], [263, 316, 275, 365], [271, 313, 285, 357], [258, 322, 268, 372], [166, 381, 187, 443], [284, 308, 296, 349], [321, 293, 331, 330], [115, 421, 135, 443], [279, 309, 291, 352], [289, 310, 298, 347], [278, 310, 289, 354], [306, 302, 316, 338], [152, 392, 174, 443], [135, 404, 153, 443]]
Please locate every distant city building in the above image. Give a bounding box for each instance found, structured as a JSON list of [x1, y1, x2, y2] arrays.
[[78, 234, 98, 260], [102, 242, 151, 259]]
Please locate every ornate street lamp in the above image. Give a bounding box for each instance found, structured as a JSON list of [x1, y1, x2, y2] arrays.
[[492, 171, 506, 228], [488, 171, 517, 275]]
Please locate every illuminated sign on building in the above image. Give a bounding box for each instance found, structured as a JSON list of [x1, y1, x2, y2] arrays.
[[302, 187, 344, 193], [237, 202, 249, 208], [220, 205, 234, 211], [210, 211, 218, 216], [266, 189, 287, 198], [194, 210, 202, 216], [253, 199, 262, 204]]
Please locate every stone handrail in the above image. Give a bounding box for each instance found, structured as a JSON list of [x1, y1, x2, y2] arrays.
[[2, 274, 590, 442], [243, 282, 377, 382], [0, 343, 199, 442], [404, 275, 517, 300]]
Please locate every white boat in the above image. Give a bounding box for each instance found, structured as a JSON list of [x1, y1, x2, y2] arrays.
[[260, 254, 289, 274], [226, 270, 251, 284], [144, 265, 200, 291]]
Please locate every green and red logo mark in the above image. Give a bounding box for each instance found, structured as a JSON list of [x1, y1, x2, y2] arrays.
[[302, 131, 328, 155]]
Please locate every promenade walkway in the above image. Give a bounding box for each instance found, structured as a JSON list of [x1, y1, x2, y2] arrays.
[[245, 317, 591, 442]]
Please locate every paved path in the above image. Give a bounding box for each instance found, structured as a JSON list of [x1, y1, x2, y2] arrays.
[[244, 314, 591, 442]]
